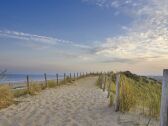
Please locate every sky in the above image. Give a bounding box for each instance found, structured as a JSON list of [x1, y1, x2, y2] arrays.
[[0, 0, 167, 75]]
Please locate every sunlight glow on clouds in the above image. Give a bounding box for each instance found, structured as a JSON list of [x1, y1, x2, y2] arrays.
[[84, 0, 168, 63]]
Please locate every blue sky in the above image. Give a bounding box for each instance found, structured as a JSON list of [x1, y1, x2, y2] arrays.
[[0, 0, 168, 75], [0, 0, 131, 42]]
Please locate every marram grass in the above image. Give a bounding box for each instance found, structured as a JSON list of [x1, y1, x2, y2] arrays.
[[0, 85, 14, 109], [97, 71, 161, 118]]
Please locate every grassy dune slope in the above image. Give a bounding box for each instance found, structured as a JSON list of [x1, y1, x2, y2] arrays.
[[97, 71, 161, 119]]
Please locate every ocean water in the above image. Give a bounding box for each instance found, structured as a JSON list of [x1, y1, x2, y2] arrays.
[[0, 74, 65, 84]]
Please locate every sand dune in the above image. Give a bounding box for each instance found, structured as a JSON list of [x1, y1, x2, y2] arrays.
[[0, 77, 159, 126]]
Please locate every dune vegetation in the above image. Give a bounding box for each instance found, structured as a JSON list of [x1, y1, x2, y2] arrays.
[[0, 85, 14, 109], [97, 71, 162, 119]]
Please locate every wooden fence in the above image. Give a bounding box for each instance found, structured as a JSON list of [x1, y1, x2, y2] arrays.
[[23, 72, 99, 91], [99, 70, 168, 126]]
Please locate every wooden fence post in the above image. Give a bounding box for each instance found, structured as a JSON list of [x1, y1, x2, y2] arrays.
[[56, 74, 59, 85], [44, 73, 48, 88], [100, 78, 103, 89], [103, 76, 106, 92], [70, 73, 71, 79], [64, 73, 66, 81], [100, 73, 103, 89], [74, 73, 75, 80], [26, 75, 30, 92], [160, 69, 168, 126], [8, 83, 10, 88], [115, 73, 120, 112], [107, 78, 112, 98]]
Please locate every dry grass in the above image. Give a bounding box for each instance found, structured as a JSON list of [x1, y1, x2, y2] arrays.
[[48, 80, 57, 88], [120, 74, 161, 118], [13, 83, 45, 97], [13, 89, 28, 97], [28, 83, 44, 95], [0, 85, 14, 109], [119, 75, 138, 112], [97, 72, 161, 118]]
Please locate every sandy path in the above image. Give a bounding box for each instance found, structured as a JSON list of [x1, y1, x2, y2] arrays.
[[0, 77, 158, 126]]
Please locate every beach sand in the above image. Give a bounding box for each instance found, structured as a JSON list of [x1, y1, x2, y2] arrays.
[[0, 77, 159, 126]]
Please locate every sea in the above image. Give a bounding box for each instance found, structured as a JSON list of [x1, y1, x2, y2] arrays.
[[0, 73, 65, 84]]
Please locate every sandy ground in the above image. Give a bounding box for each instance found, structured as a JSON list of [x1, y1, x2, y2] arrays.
[[0, 77, 159, 126]]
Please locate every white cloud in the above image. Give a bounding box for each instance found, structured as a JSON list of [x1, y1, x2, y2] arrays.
[[0, 30, 57, 45], [83, 0, 168, 63], [0, 30, 90, 50], [1, 0, 168, 74]]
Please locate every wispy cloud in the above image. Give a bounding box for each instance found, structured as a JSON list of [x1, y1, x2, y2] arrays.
[[83, 0, 149, 13], [0, 30, 60, 45], [83, 0, 168, 63], [0, 30, 91, 49], [0, 0, 168, 74]]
